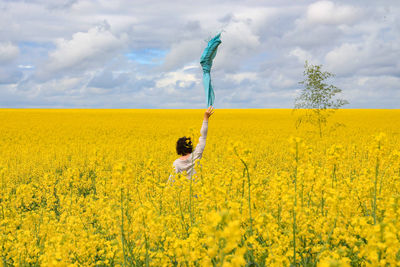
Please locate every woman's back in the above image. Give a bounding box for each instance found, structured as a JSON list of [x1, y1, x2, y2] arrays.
[[171, 107, 214, 180]]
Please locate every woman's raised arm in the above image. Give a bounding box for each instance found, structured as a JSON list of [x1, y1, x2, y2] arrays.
[[192, 106, 214, 160]]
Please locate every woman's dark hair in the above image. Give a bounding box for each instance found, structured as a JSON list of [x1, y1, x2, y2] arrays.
[[176, 137, 193, 156]]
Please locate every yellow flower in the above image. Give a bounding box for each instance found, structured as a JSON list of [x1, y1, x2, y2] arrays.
[[1, 109, 399, 266]]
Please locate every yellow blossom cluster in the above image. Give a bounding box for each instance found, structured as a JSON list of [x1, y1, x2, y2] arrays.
[[0, 109, 399, 266]]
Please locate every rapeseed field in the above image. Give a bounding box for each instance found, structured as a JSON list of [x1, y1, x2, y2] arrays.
[[0, 109, 399, 266]]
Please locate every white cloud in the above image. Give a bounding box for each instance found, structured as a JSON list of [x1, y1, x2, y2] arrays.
[[214, 20, 261, 71], [325, 43, 363, 75], [340, 75, 400, 108], [40, 76, 84, 96], [41, 22, 127, 76], [0, 0, 399, 108], [270, 73, 297, 89], [156, 65, 200, 93], [305, 1, 360, 25], [289, 47, 315, 64], [0, 69, 23, 84], [0, 42, 19, 63], [325, 40, 400, 76], [225, 72, 257, 83], [18, 65, 34, 69], [162, 39, 204, 71]]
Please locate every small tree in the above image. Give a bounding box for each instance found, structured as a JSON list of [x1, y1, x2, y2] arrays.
[[294, 61, 348, 137]]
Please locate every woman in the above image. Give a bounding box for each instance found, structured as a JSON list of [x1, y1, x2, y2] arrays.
[[172, 106, 214, 178]]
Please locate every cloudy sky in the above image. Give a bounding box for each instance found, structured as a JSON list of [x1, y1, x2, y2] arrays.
[[0, 0, 399, 108]]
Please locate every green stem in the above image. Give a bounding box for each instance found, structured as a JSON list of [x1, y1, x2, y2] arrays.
[[373, 155, 379, 225], [332, 164, 336, 188], [177, 190, 188, 235], [246, 164, 252, 235], [293, 142, 299, 266], [142, 215, 150, 267], [234, 148, 253, 235], [318, 114, 322, 138], [120, 189, 127, 267], [293, 207, 296, 266]]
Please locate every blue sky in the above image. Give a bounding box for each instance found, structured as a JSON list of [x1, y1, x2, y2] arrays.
[[0, 0, 399, 108]]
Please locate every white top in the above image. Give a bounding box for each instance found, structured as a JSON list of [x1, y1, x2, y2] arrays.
[[172, 120, 208, 178]]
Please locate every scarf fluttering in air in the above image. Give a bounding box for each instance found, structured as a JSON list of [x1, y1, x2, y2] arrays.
[[200, 33, 221, 107]]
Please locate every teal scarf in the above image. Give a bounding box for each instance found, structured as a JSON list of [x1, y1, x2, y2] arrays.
[[200, 33, 222, 107]]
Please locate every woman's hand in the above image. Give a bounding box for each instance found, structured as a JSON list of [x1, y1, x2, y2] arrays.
[[204, 106, 215, 121]]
